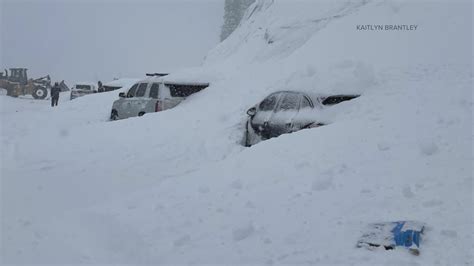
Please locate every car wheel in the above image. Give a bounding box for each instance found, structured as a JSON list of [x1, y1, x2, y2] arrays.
[[110, 109, 118, 120], [32, 86, 48, 99], [138, 112, 145, 117]]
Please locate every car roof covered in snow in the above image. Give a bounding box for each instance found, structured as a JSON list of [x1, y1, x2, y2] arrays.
[[135, 76, 210, 87], [265, 90, 360, 104]]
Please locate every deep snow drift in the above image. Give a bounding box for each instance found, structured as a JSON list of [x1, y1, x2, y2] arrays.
[[1, 0, 472, 265]]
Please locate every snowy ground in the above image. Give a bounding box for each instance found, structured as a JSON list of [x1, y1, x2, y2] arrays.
[[1, 0, 472, 265]]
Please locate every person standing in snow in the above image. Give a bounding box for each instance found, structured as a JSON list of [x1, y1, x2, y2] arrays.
[[50, 82, 61, 107], [97, 81, 104, 93]]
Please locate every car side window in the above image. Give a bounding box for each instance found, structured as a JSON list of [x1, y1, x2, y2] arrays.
[[135, 83, 148, 97], [127, 84, 138, 97], [301, 96, 312, 109], [259, 94, 278, 111], [149, 83, 159, 99]]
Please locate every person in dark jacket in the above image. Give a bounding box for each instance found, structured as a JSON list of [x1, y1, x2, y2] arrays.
[[97, 81, 104, 93], [51, 82, 61, 107]]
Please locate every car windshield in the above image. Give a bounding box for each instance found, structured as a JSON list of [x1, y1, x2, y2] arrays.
[[277, 92, 301, 111], [76, 85, 91, 90], [259, 93, 280, 111]]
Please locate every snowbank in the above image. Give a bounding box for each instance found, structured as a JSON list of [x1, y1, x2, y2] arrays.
[[1, 0, 472, 265]]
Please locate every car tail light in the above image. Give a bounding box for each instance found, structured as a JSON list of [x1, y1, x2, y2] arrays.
[[155, 100, 162, 112]]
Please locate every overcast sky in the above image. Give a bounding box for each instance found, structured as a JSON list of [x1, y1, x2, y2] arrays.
[[1, 0, 223, 85]]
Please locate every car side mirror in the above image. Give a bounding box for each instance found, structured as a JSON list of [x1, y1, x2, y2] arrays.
[[247, 107, 257, 117], [119, 92, 125, 98]]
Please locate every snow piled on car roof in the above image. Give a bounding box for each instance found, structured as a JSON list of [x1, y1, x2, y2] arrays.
[[2, 0, 471, 265], [135, 70, 214, 86]]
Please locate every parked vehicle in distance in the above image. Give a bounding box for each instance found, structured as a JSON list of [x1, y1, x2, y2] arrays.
[[110, 77, 209, 120], [244, 91, 359, 146], [103, 78, 140, 93], [70, 82, 97, 100], [102, 78, 138, 92], [70, 79, 139, 100]]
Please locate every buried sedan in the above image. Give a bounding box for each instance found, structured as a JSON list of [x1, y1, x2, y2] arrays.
[[244, 91, 359, 146]]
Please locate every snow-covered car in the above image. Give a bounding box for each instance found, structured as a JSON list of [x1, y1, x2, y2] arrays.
[[70, 82, 97, 100], [110, 77, 209, 120], [244, 91, 359, 146]]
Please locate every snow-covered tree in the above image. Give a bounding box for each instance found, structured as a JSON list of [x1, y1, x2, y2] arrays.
[[220, 0, 255, 41]]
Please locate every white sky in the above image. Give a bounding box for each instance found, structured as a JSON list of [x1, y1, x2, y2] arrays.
[[1, 0, 224, 85]]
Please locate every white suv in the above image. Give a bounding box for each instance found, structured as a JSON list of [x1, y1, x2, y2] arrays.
[[110, 78, 208, 120], [70, 83, 97, 100]]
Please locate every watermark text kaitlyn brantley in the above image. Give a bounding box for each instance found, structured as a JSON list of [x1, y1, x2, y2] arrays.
[[356, 24, 418, 31]]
